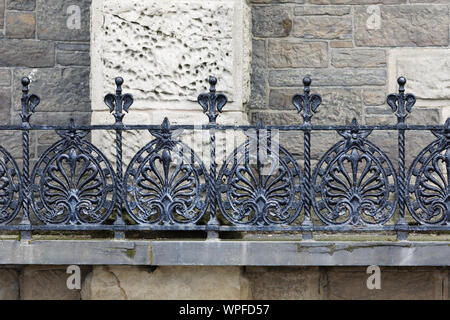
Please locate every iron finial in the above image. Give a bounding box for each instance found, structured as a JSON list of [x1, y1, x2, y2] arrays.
[[104, 77, 134, 124], [303, 76, 312, 91], [161, 117, 171, 133], [387, 76, 416, 123], [115, 77, 124, 95], [21, 77, 30, 90], [292, 77, 322, 124], [397, 76, 406, 92], [20, 77, 40, 125], [209, 76, 217, 92], [198, 76, 228, 124], [256, 119, 265, 130]]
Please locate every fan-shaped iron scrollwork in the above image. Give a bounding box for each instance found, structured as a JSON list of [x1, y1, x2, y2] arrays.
[[30, 121, 117, 224], [124, 118, 209, 225], [407, 120, 450, 225], [217, 124, 303, 225], [312, 119, 397, 225], [0, 146, 22, 224]]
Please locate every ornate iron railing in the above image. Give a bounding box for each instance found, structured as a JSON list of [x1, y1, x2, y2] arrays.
[[0, 75, 449, 240]]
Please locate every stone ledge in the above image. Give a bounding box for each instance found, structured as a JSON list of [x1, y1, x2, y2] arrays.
[[1, 240, 450, 266]]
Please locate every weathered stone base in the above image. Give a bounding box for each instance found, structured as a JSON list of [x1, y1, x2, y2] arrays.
[[1, 265, 449, 300], [81, 266, 251, 300], [247, 266, 449, 300], [0, 268, 19, 300]]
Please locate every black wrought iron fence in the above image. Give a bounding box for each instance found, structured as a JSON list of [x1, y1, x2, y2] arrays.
[[0, 75, 449, 240]]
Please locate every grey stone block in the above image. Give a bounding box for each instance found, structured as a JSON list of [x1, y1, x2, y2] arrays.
[[0, 268, 19, 300], [292, 16, 352, 40], [294, 5, 350, 16], [57, 50, 90, 66], [56, 43, 89, 51], [268, 40, 328, 68], [246, 267, 323, 299], [248, 39, 267, 110], [252, 5, 292, 37], [269, 68, 386, 87], [0, 40, 54, 67], [0, 88, 11, 125], [325, 267, 447, 300], [0, 0, 4, 28], [37, 0, 91, 41], [7, 0, 36, 11], [355, 5, 449, 47], [22, 266, 81, 300], [277, 131, 339, 160], [0, 69, 11, 86], [331, 49, 386, 68], [363, 89, 387, 106], [251, 0, 305, 3], [330, 40, 353, 48], [12, 67, 90, 113], [5, 11, 36, 39], [11, 110, 91, 127], [0, 130, 32, 158]]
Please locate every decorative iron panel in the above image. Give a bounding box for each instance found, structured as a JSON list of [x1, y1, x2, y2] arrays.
[[0, 75, 449, 240]]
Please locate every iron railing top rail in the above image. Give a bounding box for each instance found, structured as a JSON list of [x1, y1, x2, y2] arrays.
[[0, 124, 446, 131], [0, 75, 448, 241]]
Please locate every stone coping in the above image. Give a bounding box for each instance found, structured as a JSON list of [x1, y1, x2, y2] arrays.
[[0, 240, 449, 266]]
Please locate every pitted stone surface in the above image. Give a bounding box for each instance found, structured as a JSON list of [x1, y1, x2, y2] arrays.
[[91, 0, 251, 167], [92, 0, 251, 110]]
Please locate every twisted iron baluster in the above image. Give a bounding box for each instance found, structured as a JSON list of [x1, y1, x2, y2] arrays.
[[19, 77, 40, 240], [387, 77, 416, 240], [198, 76, 227, 239], [293, 77, 322, 240], [104, 77, 133, 239], [255, 119, 265, 225]]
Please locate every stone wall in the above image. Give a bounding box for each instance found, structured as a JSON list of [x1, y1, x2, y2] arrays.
[[1, 0, 450, 302], [0, 266, 448, 300], [0, 0, 91, 165], [0, 2, 448, 189], [249, 0, 450, 166], [1, 0, 448, 185]]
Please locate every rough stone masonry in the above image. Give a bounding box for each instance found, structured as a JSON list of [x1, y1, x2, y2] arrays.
[[0, 0, 449, 300]]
